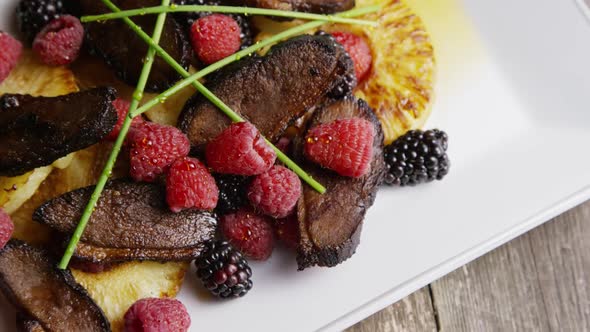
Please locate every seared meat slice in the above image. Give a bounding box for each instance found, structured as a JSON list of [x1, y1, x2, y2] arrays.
[[294, 97, 385, 270], [16, 315, 46, 332], [0, 240, 110, 332], [77, 0, 191, 92], [16, 316, 46, 332], [224, 0, 355, 14], [0, 87, 117, 177], [178, 34, 356, 154], [33, 180, 217, 264]]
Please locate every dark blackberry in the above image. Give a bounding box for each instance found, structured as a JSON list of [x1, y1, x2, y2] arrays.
[[384, 129, 450, 186], [16, 0, 65, 43], [214, 174, 249, 215], [195, 240, 253, 299], [173, 0, 254, 49]]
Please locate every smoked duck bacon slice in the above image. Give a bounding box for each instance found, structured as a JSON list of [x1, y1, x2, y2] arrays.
[[0, 87, 117, 177], [33, 180, 217, 264], [75, 0, 191, 92], [223, 0, 355, 14], [16, 315, 46, 332], [0, 240, 111, 332], [295, 97, 385, 270], [178, 34, 356, 154]]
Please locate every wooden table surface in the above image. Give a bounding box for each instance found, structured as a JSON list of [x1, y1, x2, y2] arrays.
[[347, 200, 590, 332]]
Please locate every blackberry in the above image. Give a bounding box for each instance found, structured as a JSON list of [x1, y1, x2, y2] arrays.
[[173, 0, 254, 49], [384, 129, 450, 186], [16, 0, 65, 43], [214, 174, 249, 215], [195, 240, 253, 299]]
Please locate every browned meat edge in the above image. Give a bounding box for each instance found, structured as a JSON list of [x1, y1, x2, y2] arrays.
[[72, 242, 207, 264], [224, 0, 355, 14], [33, 180, 217, 264], [178, 34, 356, 154], [295, 97, 385, 269], [16, 313, 46, 332], [75, 0, 191, 92], [0, 240, 111, 332], [0, 87, 117, 177]]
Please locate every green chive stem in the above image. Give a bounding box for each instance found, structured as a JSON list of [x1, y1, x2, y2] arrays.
[[120, 4, 381, 191], [129, 19, 333, 118], [128, 4, 382, 120], [59, 3, 382, 267], [58, 0, 171, 270], [81, 4, 378, 27]]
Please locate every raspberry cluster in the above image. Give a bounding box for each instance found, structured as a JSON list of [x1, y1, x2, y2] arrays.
[[124, 298, 191, 332], [32, 15, 83, 66], [304, 117, 375, 178], [330, 31, 373, 82], [190, 14, 242, 65], [0, 209, 14, 250], [0, 32, 22, 84]]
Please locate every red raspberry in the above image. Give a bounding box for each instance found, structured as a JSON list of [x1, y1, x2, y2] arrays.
[[166, 157, 219, 212], [32, 15, 83, 66], [331, 32, 372, 82], [247, 165, 301, 218], [191, 14, 241, 65], [0, 32, 23, 84], [305, 117, 374, 178], [0, 208, 14, 250], [220, 208, 274, 260], [206, 122, 276, 176], [105, 98, 144, 141], [127, 122, 190, 182], [124, 298, 191, 332], [274, 214, 300, 250]]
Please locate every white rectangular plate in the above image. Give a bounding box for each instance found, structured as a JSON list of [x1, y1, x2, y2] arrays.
[[1, 0, 590, 331]]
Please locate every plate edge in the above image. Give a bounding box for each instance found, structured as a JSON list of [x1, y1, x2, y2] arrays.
[[574, 0, 590, 22], [319, 185, 590, 332]]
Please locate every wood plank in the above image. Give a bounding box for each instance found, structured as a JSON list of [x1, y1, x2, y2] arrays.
[[430, 200, 590, 331], [346, 287, 437, 332], [526, 203, 590, 331]]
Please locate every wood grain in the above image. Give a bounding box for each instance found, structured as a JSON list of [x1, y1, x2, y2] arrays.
[[347, 287, 437, 332], [348, 200, 590, 332]]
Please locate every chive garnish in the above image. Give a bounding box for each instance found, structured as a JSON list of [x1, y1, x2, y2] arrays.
[[127, 6, 382, 119], [100, 0, 331, 192], [59, 1, 380, 268], [81, 4, 378, 27], [58, 0, 171, 270]]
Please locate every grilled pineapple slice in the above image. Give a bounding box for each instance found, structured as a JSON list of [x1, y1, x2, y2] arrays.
[[0, 168, 52, 216], [327, 0, 435, 144], [254, 0, 436, 144], [142, 85, 195, 126], [72, 262, 188, 332], [9, 141, 188, 330], [0, 51, 79, 214], [0, 50, 78, 97]]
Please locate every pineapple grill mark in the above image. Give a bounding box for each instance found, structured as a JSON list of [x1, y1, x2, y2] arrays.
[[1, 5, 380, 326], [0, 1, 435, 324], [312, 0, 435, 144], [349, 0, 435, 143]]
